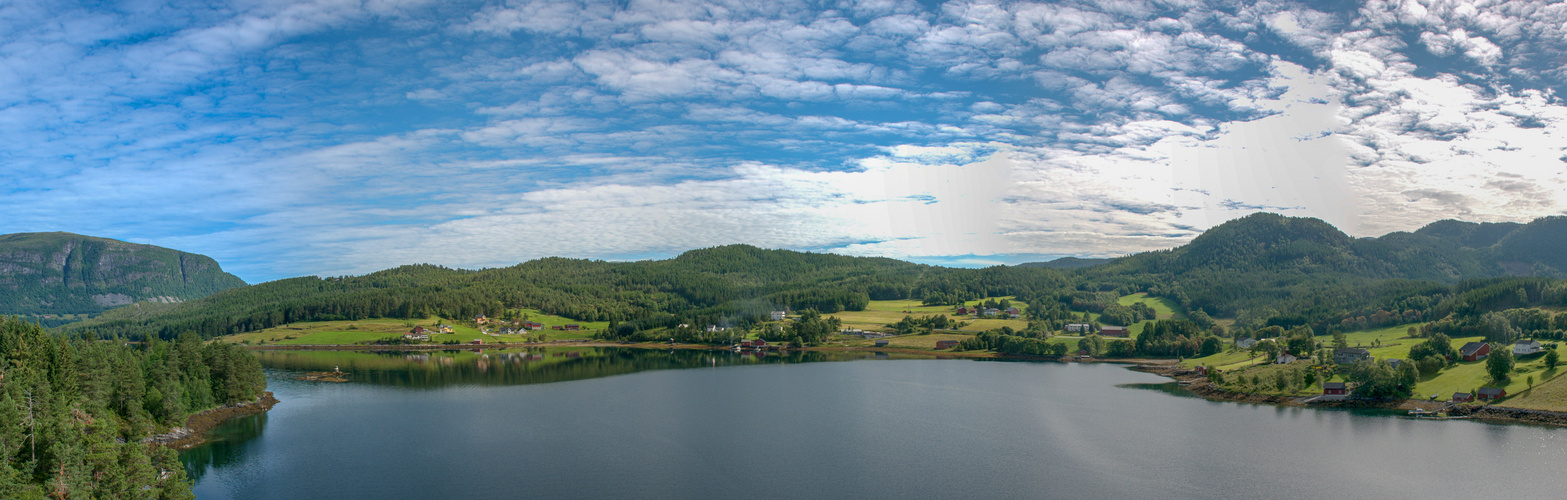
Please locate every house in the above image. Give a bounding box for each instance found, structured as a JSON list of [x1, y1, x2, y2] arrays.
[[956, 306, 971, 315], [473, 315, 489, 325], [412, 326, 430, 335], [438, 324, 454, 334], [1236, 338, 1257, 349], [752, 339, 768, 347], [1322, 382, 1347, 395], [1460, 342, 1490, 362], [552, 325, 564, 330], [1514, 339, 1543, 356], [1477, 387, 1507, 400], [1100, 326, 1129, 338], [1065, 323, 1091, 333], [1005, 307, 1021, 318], [936, 340, 959, 350], [564, 324, 581, 331], [470, 339, 483, 345], [1334, 348, 1372, 365], [1276, 353, 1297, 364], [771, 310, 787, 321], [840, 328, 864, 335], [983, 308, 1001, 317], [403, 331, 429, 341], [522, 321, 543, 331], [739, 340, 753, 348], [1452, 392, 1475, 403], [1194, 366, 1208, 377], [706, 325, 725, 333], [874, 340, 889, 347]]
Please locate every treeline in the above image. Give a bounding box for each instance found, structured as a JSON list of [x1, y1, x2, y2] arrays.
[[0, 317, 266, 498]]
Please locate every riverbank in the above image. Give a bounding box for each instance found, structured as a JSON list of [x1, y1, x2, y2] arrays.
[[243, 340, 1176, 366], [1138, 364, 1567, 427], [144, 392, 280, 449]]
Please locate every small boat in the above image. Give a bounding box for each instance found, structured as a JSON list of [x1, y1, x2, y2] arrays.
[[1407, 408, 1437, 416]]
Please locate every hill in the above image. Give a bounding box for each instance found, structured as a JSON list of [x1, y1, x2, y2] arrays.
[[0, 232, 247, 318], [1016, 257, 1112, 269], [63, 244, 1067, 340]]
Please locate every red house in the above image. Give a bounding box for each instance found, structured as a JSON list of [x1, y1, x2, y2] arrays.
[[936, 340, 959, 350], [1452, 392, 1475, 403], [1477, 387, 1507, 400], [739, 340, 753, 347], [1460, 342, 1490, 362], [1194, 366, 1208, 377], [1100, 326, 1129, 337], [752, 339, 768, 347], [956, 306, 971, 315], [552, 325, 564, 330], [470, 339, 483, 345], [1323, 382, 1347, 395], [564, 324, 581, 331], [522, 321, 543, 330]]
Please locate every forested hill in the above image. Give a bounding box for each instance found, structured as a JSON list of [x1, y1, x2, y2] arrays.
[[1016, 257, 1112, 269], [63, 244, 1067, 340], [1073, 213, 1567, 327], [0, 232, 247, 318]]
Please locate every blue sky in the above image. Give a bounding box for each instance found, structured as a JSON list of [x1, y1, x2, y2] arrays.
[[5, 0, 1567, 283]]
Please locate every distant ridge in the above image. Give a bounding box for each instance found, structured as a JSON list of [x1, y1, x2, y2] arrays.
[[1016, 257, 1113, 269], [0, 232, 247, 318]]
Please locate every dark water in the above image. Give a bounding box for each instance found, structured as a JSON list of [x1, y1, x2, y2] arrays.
[[185, 348, 1567, 499]]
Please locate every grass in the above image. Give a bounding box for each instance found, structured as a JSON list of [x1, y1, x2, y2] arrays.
[[219, 313, 599, 346], [1117, 293, 1185, 339], [831, 297, 1028, 333]]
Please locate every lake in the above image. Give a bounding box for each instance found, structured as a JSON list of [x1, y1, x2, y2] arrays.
[[185, 347, 1567, 499]]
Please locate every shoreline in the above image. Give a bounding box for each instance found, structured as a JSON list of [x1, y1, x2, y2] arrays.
[[144, 391, 280, 449], [1137, 364, 1567, 427], [242, 340, 1176, 365]]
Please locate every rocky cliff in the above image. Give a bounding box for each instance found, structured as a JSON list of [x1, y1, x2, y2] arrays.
[[0, 232, 247, 317]]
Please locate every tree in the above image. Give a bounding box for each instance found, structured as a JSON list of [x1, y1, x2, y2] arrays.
[[1547, 349, 1560, 370], [1199, 336, 1221, 357], [1486, 345, 1516, 382], [1332, 330, 1348, 350], [1346, 360, 1409, 399]]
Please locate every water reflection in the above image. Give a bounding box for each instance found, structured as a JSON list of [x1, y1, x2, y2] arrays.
[[253, 347, 926, 389], [182, 412, 267, 483]]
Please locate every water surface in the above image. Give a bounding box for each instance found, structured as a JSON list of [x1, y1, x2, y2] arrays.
[[185, 348, 1567, 499]]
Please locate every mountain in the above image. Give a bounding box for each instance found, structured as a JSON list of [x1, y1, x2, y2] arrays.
[[0, 232, 247, 317], [1016, 257, 1113, 269]]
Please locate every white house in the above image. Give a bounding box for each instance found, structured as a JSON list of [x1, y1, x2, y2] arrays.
[[1275, 353, 1297, 364], [1236, 338, 1258, 349], [1515, 339, 1543, 356], [771, 310, 787, 321], [1065, 323, 1090, 333]]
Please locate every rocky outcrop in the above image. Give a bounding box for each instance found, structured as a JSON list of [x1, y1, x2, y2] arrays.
[[0, 232, 247, 317]]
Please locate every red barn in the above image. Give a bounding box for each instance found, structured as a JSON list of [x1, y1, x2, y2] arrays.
[[752, 339, 768, 347], [470, 339, 483, 345], [1460, 342, 1490, 362], [1452, 392, 1474, 403], [1323, 382, 1347, 395], [564, 324, 581, 331], [1100, 326, 1129, 337], [1477, 387, 1507, 400]]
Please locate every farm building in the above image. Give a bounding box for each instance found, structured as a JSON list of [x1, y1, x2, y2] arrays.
[[874, 340, 889, 347], [1322, 382, 1347, 395], [1065, 323, 1090, 333], [1100, 326, 1129, 337], [469, 339, 482, 345], [1333, 348, 1371, 365], [1477, 387, 1507, 400], [1193, 366, 1207, 377], [564, 324, 581, 331], [1514, 339, 1542, 356], [1236, 338, 1257, 349], [936, 340, 959, 350], [956, 306, 971, 315], [1460, 342, 1490, 362], [522, 321, 543, 330], [1276, 353, 1297, 364], [1005, 307, 1021, 318], [1452, 392, 1474, 403], [983, 308, 1001, 317]]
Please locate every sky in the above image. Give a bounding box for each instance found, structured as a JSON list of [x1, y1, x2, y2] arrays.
[[4, 0, 1567, 283]]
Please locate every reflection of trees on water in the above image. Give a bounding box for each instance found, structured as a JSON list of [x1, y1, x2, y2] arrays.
[[180, 413, 268, 483], [256, 348, 914, 389]]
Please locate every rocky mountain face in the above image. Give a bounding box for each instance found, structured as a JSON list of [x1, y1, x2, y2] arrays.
[[0, 232, 247, 317]]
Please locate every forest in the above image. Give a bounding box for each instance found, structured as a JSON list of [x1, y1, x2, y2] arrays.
[[0, 317, 265, 498]]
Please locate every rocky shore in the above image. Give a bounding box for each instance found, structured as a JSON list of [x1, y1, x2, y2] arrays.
[[143, 391, 280, 449]]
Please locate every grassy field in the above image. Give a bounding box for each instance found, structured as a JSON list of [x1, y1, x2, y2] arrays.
[[1118, 293, 1185, 338], [831, 298, 1028, 333], [220, 313, 597, 345]]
